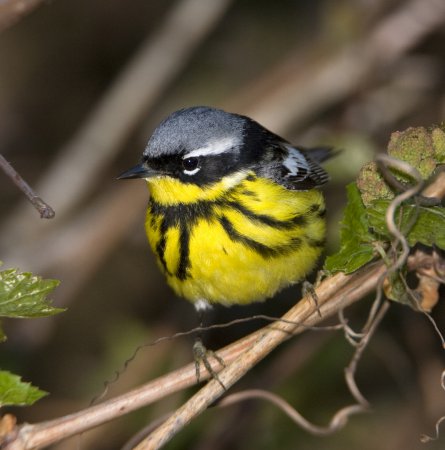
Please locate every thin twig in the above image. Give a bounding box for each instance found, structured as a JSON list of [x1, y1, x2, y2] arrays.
[[0, 154, 54, 219], [344, 300, 390, 408], [420, 415, 445, 443], [123, 385, 366, 447], [218, 389, 367, 436], [375, 154, 424, 274], [92, 315, 343, 405], [338, 309, 365, 345]]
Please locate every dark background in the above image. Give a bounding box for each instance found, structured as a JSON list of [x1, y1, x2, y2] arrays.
[[1, 0, 445, 448]]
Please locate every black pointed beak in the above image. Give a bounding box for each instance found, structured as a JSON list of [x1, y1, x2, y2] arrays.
[[117, 163, 156, 180]]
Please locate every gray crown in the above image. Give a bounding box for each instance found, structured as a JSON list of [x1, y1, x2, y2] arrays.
[[143, 107, 245, 158]]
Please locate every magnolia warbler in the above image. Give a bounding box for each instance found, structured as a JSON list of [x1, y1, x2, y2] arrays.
[[119, 107, 333, 314]]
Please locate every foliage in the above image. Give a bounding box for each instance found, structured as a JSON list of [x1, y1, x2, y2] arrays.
[[0, 264, 63, 406], [324, 183, 377, 273], [0, 267, 63, 320], [325, 125, 445, 276], [0, 371, 47, 407], [367, 201, 445, 249]]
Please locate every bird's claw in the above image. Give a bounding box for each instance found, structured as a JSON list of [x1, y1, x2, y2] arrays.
[[193, 338, 226, 390]]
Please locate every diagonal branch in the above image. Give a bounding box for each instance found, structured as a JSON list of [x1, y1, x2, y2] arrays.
[[136, 263, 386, 449]]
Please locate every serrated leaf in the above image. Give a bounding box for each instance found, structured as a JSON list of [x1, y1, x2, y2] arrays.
[[0, 268, 64, 318], [368, 201, 445, 250], [325, 183, 377, 273], [325, 244, 375, 274], [0, 370, 47, 406]]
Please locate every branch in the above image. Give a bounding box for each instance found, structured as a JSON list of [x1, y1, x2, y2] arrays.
[[229, 0, 445, 134], [136, 264, 386, 449]]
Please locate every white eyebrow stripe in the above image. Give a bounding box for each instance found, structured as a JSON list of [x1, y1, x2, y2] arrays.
[[183, 136, 238, 159]]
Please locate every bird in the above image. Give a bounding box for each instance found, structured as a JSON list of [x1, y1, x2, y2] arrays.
[[119, 106, 333, 381], [119, 106, 332, 307]]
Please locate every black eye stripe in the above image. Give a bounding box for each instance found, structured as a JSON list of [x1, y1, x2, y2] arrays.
[[144, 151, 243, 185]]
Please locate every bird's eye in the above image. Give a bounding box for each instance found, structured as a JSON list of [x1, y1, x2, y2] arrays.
[[182, 157, 200, 175]]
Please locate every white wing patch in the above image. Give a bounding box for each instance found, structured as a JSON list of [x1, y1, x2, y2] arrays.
[[183, 136, 238, 159], [283, 146, 309, 177]]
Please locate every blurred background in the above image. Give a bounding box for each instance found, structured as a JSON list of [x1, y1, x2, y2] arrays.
[[1, 0, 445, 448]]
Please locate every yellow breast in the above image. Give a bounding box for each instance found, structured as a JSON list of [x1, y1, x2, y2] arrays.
[[144, 172, 326, 306]]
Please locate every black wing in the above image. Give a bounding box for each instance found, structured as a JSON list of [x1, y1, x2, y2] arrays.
[[258, 143, 334, 191], [239, 113, 335, 191]]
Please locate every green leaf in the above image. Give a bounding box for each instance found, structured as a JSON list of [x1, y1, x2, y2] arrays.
[[367, 201, 445, 250], [0, 268, 64, 318], [383, 270, 414, 306], [325, 183, 377, 273], [0, 370, 47, 407]]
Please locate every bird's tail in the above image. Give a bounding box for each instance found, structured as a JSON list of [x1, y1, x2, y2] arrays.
[[306, 147, 338, 164]]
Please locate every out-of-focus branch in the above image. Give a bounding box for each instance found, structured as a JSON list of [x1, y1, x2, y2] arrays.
[[0, 0, 45, 32], [229, 0, 445, 134], [0, 0, 233, 253]]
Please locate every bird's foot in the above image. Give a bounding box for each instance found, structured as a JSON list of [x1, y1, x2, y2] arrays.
[[193, 337, 226, 390], [302, 269, 329, 317], [302, 280, 321, 318]]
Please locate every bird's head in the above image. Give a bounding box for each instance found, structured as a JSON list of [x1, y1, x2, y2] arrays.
[[118, 106, 274, 204]]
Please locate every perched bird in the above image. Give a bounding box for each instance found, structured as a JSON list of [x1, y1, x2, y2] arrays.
[[119, 106, 333, 315]]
